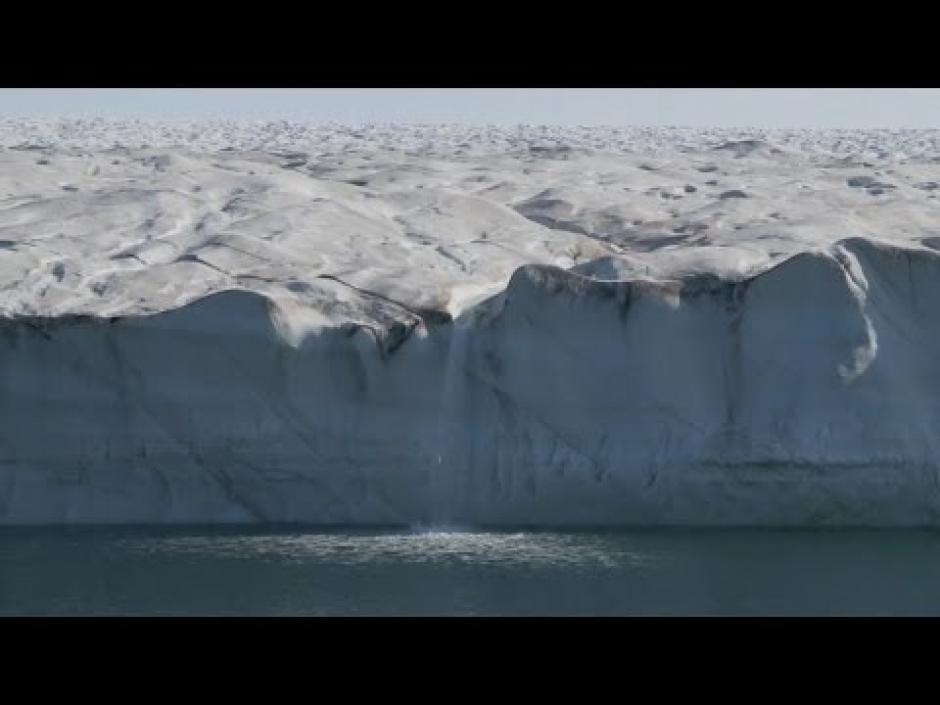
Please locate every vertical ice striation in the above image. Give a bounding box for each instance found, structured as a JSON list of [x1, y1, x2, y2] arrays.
[[832, 244, 878, 384]]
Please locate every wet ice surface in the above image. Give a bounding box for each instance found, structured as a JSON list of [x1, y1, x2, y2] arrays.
[[4, 526, 940, 615]]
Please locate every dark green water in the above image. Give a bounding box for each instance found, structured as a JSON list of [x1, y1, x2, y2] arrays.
[[2, 526, 940, 615]]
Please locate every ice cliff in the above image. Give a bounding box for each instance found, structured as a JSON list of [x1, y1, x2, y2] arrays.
[[3, 122, 940, 524]]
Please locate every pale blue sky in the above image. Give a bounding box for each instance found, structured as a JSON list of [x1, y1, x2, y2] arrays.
[[2, 89, 939, 128]]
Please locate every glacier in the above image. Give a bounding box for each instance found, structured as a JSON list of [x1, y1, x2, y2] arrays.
[[3, 120, 940, 525]]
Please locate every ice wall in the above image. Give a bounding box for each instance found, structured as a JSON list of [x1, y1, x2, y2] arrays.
[[4, 238, 940, 525]]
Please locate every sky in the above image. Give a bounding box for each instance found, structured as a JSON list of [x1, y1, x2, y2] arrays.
[[1, 89, 939, 129]]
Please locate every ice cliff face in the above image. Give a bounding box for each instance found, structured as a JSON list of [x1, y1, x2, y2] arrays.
[[3, 122, 940, 524]]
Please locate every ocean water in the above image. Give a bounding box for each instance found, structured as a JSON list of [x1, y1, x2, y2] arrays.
[[2, 526, 940, 616]]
